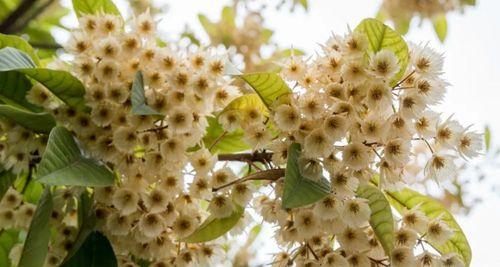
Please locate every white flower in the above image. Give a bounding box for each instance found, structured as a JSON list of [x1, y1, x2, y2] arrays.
[[322, 252, 349, 267], [395, 227, 419, 247], [414, 111, 439, 138], [112, 188, 139, 215], [208, 194, 235, 218], [435, 116, 464, 149], [411, 43, 444, 77], [331, 171, 359, 198], [337, 226, 370, 252], [440, 253, 465, 267], [383, 138, 411, 167], [342, 142, 372, 171], [340, 198, 371, 227], [274, 104, 301, 132], [313, 195, 342, 220], [369, 49, 400, 79], [323, 115, 348, 141], [424, 153, 457, 182], [281, 55, 307, 81], [304, 128, 333, 158], [243, 123, 272, 151], [457, 129, 483, 159], [401, 206, 429, 233], [138, 213, 165, 238], [416, 252, 440, 267], [426, 217, 455, 245], [391, 247, 416, 267]]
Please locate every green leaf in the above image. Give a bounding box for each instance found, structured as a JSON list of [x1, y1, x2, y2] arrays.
[[282, 143, 330, 209], [203, 117, 250, 153], [0, 105, 55, 133], [0, 229, 20, 267], [0, 167, 16, 200], [0, 71, 40, 111], [37, 126, 115, 187], [61, 231, 117, 267], [221, 6, 236, 28], [198, 14, 218, 39], [72, 0, 121, 18], [240, 73, 292, 109], [62, 191, 97, 265], [0, 47, 87, 112], [222, 93, 269, 116], [355, 18, 409, 83], [18, 188, 53, 267], [357, 184, 395, 255], [433, 15, 448, 43], [463, 0, 475, 6], [484, 126, 491, 152], [386, 188, 472, 266], [183, 205, 244, 243], [130, 71, 162, 116], [0, 33, 40, 66]]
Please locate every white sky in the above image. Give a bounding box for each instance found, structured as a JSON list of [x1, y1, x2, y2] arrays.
[[59, 0, 500, 265]]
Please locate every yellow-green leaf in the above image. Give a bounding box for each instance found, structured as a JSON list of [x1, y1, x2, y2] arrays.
[[484, 126, 491, 152], [222, 93, 269, 116], [183, 205, 244, 243], [433, 15, 448, 43], [72, 0, 122, 18], [355, 18, 409, 83], [386, 188, 472, 266], [0, 33, 40, 66], [357, 184, 395, 255], [240, 73, 291, 109]]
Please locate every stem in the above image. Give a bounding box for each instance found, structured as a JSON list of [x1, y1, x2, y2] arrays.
[[212, 168, 285, 192], [8, 0, 55, 34], [306, 243, 319, 260], [392, 70, 416, 89], [29, 42, 62, 50], [21, 164, 33, 194]]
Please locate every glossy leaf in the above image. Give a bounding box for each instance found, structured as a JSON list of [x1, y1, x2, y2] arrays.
[[37, 126, 115, 187], [0, 71, 40, 111], [386, 188, 472, 265], [61, 231, 117, 267], [0, 33, 40, 65], [240, 73, 291, 109], [203, 117, 250, 153], [183, 205, 244, 243], [433, 15, 448, 43], [130, 71, 162, 115], [18, 188, 53, 267], [0, 47, 87, 112], [0, 105, 55, 133], [0, 167, 15, 201], [282, 143, 330, 209], [355, 18, 409, 83], [72, 0, 121, 18], [357, 184, 395, 255]]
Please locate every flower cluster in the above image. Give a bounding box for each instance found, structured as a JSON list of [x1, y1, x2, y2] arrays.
[[0, 9, 481, 267], [218, 29, 480, 265]]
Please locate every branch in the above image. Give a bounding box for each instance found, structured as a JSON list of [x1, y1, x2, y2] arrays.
[[217, 152, 273, 163], [0, 0, 37, 33], [8, 0, 56, 34], [212, 168, 284, 192]]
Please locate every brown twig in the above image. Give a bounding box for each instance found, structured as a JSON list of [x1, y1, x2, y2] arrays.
[[392, 70, 416, 89], [29, 42, 62, 50], [306, 243, 319, 260], [7, 0, 55, 34], [217, 152, 273, 163], [212, 168, 285, 192]]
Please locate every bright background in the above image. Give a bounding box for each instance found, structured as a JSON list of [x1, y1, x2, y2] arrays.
[[57, 0, 500, 265]]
